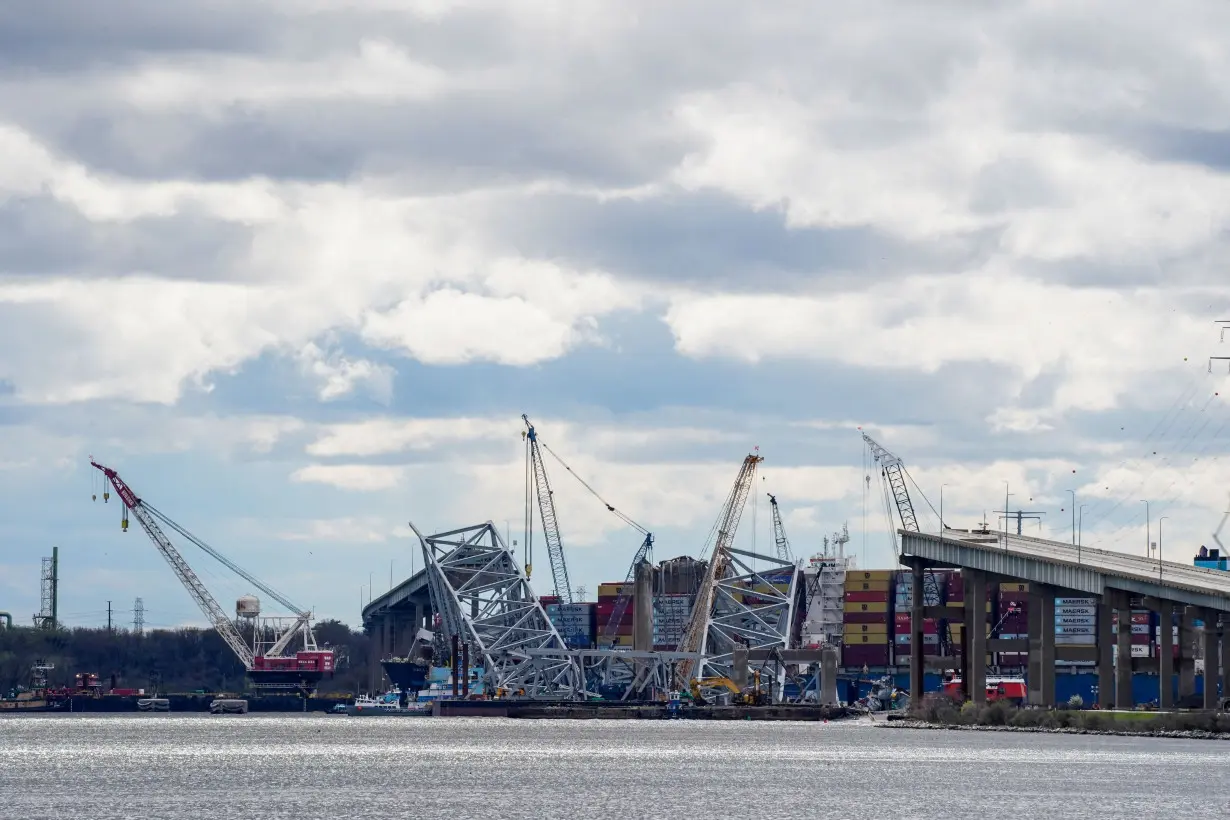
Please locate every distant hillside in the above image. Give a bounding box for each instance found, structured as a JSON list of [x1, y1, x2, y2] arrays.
[[0, 619, 374, 695]]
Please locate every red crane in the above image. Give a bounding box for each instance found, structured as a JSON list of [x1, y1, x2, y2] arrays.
[[89, 460, 334, 693]]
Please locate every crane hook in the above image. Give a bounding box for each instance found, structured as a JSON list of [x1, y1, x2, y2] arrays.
[[103, 490, 110, 503], [91, 493, 97, 502]]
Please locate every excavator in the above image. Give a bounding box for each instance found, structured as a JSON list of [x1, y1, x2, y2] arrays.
[[687, 674, 770, 706]]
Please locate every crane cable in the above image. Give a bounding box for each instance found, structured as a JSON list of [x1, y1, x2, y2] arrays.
[[537, 439, 649, 535]]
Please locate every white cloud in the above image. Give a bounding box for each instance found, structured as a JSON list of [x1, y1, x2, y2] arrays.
[[664, 273, 1224, 416], [290, 463, 406, 491], [296, 342, 394, 403]]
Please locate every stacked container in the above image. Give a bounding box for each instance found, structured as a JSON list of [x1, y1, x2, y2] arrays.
[[996, 582, 1029, 668], [842, 570, 892, 668], [546, 602, 596, 649], [652, 594, 690, 650], [595, 582, 634, 649], [891, 569, 942, 664], [1054, 596, 1096, 666], [946, 570, 993, 666]]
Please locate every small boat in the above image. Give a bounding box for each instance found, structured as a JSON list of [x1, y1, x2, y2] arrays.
[[346, 692, 432, 716]]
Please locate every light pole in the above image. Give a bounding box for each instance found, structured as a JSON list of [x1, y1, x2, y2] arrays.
[[1158, 516, 1168, 580], [1141, 501, 1150, 559], [1066, 489, 1075, 545], [1078, 504, 1087, 559]]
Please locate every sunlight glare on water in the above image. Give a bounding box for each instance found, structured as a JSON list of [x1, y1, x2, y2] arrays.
[[2, 715, 1229, 819]]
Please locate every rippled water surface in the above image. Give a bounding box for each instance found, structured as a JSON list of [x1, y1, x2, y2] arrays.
[[3, 715, 1229, 819]]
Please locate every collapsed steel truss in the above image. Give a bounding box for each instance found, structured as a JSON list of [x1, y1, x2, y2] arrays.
[[695, 546, 800, 690], [411, 520, 577, 698]]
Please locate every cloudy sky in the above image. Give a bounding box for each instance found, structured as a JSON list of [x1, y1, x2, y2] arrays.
[[3, 0, 1230, 629]]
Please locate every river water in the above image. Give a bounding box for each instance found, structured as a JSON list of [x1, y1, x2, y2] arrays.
[[2, 715, 1228, 819]]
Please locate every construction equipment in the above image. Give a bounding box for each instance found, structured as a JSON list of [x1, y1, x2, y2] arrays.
[[860, 432, 953, 660], [687, 675, 769, 706], [89, 460, 334, 693], [522, 415, 574, 603], [675, 453, 764, 685], [767, 494, 793, 562]]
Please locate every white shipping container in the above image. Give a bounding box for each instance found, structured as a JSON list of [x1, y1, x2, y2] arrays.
[[1131, 624, 1149, 635], [1055, 607, 1096, 617], [1056, 635, 1097, 645], [1056, 597, 1095, 606], [1131, 645, 1151, 658]]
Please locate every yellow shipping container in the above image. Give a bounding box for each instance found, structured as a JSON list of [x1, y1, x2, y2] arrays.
[[843, 633, 889, 645], [598, 583, 634, 597], [847, 570, 894, 582], [843, 623, 888, 635], [842, 601, 889, 614], [843, 579, 890, 592], [1001, 582, 1029, 593]]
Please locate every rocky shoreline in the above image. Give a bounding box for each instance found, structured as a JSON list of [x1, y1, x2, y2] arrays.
[[877, 719, 1230, 741]]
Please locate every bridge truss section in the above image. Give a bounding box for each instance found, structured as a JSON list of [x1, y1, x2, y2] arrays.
[[411, 520, 577, 698], [568, 650, 703, 701], [697, 546, 801, 690]]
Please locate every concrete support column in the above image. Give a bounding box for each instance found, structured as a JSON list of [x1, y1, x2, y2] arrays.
[[964, 570, 987, 704], [413, 603, 423, 632], [1178, 608, 1196, 701], [732, 646, 749, 688], [1096, 594, 1114, 709], [910, 561, 924, 703], [1114, 592, 1133, 708], [1221, 614, 1230, 709], [820, 647, 838, 706], [1028, 586, 1055, 707], [1158, 603, 1174, 708], [633, 559, 654, 651], [1203, 608, 1219, 711]]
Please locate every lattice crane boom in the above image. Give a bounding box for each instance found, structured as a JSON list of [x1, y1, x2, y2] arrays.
[[522, 415, 574, 604], [861, 432, 919, 533], [767, 493, 793, 562], [89, 461, 255, 668], [675, 452, 763, 684]]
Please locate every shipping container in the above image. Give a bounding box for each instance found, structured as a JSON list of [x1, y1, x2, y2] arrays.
[[843, 622, 889, 635], [842, 646, 891, 667], [843, 601, 889, 614], [1130, 644, 1151, 658], [848, 570, 894, 582], [844, 579, 891, 592], [597, 583, 635, 598], [845, 611, 892, 625], [843, 632, 889, 644], [844, 590, 890, 603]]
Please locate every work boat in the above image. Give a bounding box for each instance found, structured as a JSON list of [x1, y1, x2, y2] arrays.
[[346, 692, 431, 716]]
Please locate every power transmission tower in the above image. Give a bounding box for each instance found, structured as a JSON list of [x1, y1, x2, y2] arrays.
[[133, 598, 145, 633], [34, 547, 59, 629]]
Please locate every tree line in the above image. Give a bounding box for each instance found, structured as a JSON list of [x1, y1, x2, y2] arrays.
[[0, 619, 375, 696]]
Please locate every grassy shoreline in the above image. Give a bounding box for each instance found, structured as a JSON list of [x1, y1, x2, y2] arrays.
[[893, 699, 1230, 739]]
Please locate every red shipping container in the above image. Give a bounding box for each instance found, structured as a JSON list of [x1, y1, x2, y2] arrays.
[[844, 590, 890, 603], [1131, 634, 1150, 645], [842, 646, 891, 667], [1130, 613, 1151, 624], [844, 612, 891, 624]]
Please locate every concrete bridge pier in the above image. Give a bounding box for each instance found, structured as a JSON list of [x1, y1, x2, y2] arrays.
[[1178, 608, 1196, 702], [963, 569, 988, 704], [1157, 602, 1175, 708], [909, 560, 924, 704], [1027, 585, 1056, 707], [1222, 614, 1230, 707], [1112, 591, 1133, 708], [1202, 608, 1220, 710], [1096, 594, 1114, 709]]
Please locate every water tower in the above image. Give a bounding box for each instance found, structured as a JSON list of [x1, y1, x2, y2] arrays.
[[236, 594, 261, 619]]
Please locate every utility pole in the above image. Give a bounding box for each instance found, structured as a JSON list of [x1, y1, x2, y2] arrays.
[[107, 600, 113, 633]]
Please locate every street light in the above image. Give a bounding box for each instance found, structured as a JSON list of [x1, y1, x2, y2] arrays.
[[1141, 501, 1150, 559], [1066, 489, 1076, 546], [1158, 516, 1169, 581]]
